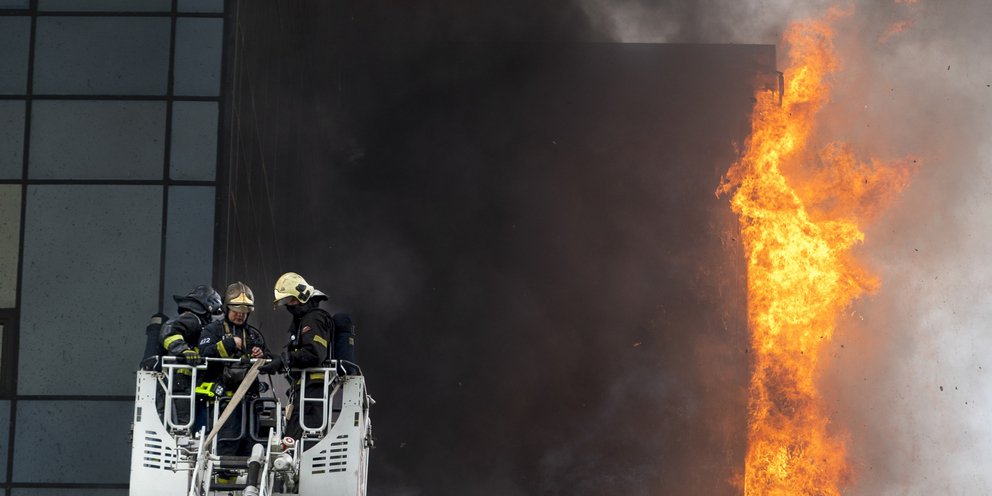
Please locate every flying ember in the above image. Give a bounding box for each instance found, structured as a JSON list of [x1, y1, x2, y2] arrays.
[[717, 10, 912, 496]]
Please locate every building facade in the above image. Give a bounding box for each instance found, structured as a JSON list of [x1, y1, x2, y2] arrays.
[[2, 1, 774, 493], [0, 1, 225, 493]]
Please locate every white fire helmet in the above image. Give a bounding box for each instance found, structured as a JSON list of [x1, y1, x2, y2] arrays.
[[273, 272, 325, 307]]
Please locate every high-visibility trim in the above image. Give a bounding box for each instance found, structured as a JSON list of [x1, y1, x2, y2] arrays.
[[312, 334, 328, 349], [176, 368, 193, 376], [216, 322, 232, 357], [163, 334, 184, 349], [295, 372, 326, 385], [195, 382, 217, 397]]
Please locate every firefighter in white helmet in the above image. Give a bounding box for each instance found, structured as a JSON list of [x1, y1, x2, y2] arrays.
[[273, 272, 335, 440]]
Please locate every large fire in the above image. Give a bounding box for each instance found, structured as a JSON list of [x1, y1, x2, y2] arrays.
[[718, 11, 912, 496]]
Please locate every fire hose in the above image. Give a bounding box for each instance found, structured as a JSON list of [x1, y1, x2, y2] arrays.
[[188, 359, 265, 496], [203, 358, 265, 447]]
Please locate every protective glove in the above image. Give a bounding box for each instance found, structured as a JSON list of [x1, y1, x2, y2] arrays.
[[259, 354, 284, 374], [181, 349, 204, 366], [284, 351, 298, 368]]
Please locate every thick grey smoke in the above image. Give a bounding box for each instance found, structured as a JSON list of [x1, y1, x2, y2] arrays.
[[830, 3, 992, 494], [589, 0, 992, 493], [580, 0, 832, 44]]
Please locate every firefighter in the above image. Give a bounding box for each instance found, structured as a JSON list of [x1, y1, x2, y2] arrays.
[[197, 282, 271, 477], [159, 285, 223, 427], [273, 272, 335, 440]]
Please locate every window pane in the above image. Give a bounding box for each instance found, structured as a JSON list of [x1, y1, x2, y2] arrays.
[[34, 17, 170, 95], [0, 185, 20, 309], [30, 100, 165, 180], [162, 186, 215, 313], [13, 400, 131, 483], [0, 16, 30, 94], [19, 185, 161, 395], [0, 0, 29, 8], [178, 0, 223, 12], [174, 18, 223, 96], [39, 0, 170, 11], [170, 101, 218, 181], [0, 100, 24, 178]]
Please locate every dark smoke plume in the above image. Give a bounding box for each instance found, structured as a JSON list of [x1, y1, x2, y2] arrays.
[[221, 1, 780, 494]]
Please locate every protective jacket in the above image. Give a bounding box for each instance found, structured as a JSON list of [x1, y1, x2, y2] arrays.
[[198, 319, 270, 392], [157, 311, 206, 426], [159, 312, 208, 356], [200, 320, 266, 361], [284, 303, 332, 439], [286, 305, 333, 379]]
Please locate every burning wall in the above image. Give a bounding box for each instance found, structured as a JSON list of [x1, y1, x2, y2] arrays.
[[718, 11, 913, 494]]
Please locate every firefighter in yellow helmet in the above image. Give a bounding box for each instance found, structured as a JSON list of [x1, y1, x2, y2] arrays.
[[273, 272, 335, 440], [197, 282, 272, 461]]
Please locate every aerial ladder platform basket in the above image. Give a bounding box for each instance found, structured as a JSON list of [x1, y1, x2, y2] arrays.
[[129, 357, 374, 496]]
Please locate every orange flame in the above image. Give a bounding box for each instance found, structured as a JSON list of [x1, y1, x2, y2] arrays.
[[879, 20, 915, 44], [718, 12, 911, 496]]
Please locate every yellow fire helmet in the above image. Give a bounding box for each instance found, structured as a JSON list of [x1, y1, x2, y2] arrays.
[[273, 272, 325, 307], [225, 281, 255, 313]]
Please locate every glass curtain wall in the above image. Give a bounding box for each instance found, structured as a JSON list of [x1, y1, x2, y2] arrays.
[[0, 0, 225, 493]]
